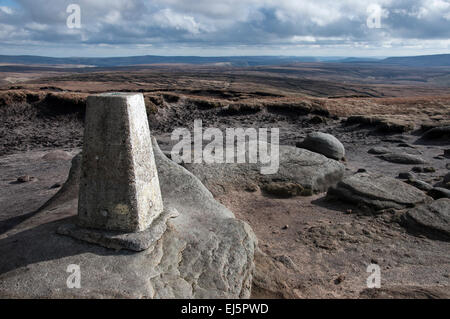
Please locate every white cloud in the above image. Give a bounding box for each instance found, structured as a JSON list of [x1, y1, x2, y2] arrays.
[[25, 22, 48, 31], [0, 0, 448, 55], [0, 6, 13, 15], [102, 10, 122, 24], [417, 0, 450, 18], [151, 8, 206, 34], [291, 35, 316, 43]]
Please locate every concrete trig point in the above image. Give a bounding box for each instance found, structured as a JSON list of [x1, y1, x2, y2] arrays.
[[58, 92, 175, 251], [78, 92, 163, 232]]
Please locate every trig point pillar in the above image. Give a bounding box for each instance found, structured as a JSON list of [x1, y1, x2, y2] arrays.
[[78, 92, 163, 232]]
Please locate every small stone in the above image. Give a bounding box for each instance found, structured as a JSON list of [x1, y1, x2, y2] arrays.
[[300, 188, 314, 196], [309, 115, 326, 124], [368, 147, 390, 155], [282, 225, 289, 230], [334, 275, 346, 285], [274, 255, 297, 270], [263, 182, 304, 198], [398, 172, 414, 180], [245, 183, 259, 192], [17, 175, 32, 183]]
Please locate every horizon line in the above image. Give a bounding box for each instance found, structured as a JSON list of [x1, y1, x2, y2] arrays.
[[0, 53, 449, 59]]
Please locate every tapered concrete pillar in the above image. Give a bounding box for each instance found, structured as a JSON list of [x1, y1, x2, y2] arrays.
[[78, 92, 163, 232]]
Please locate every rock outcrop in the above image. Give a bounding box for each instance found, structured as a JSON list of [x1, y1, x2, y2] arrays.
[[428, 187, 450, 200], [421, 126, 450, 140], [378, 153, 427, 165], [0, 139, 257, 298], [327, 173, 432, 212], [183, 142, 345, 196], [402, 199, 450, 240], [406, 179, 433, 192], [369, 147, 422, 156]]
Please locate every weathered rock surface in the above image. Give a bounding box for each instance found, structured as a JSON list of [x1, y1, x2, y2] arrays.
[[428, 187, 450, 200], [42, 150, 73, 161], [412, 166, 435, 173], [402, 199, 450, 240], [444, 173, 450, 184], [345, 115, 414, 133], [183, 142, 345, 196], [368, 147, 390, 155], [327, 173, 432, 212], [378, 153, 427, 165], [262, 182, 306, 198], [421, 126, 450, 141], [57, 208, 179, 252], [0, 139, 257, 298], [296, 132, 345, 160], [369, 147, 422, 156], [398, 172, 415, 180], [406, 179, 433, 192]]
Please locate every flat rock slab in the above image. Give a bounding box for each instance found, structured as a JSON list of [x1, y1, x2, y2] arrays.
[[368, 147, 391, 155], [328, 173, 432, 212], [421, 126, 450, 140], [0, 139, 256, 298], [183, 142, 345, 196], [402, 199, 450, 240], [368, 147, 422, 155], [57, 208, 179, 252], [428, 187, 450, 200], [42, 150, 73, 161], [406, 179, 433, 192], [378, 153, 427, 164]]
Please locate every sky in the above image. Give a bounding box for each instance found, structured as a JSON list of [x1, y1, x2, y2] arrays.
[[0, 0, 449, 57]]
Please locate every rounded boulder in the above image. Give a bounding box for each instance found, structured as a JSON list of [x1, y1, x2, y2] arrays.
[[297, 132, 345, 160]]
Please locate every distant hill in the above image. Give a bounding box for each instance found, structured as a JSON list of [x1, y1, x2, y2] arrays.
[[331, 57, 382, 63], [381, 54, 450, 67], [0, 55, 319, 67], [0, 53, 448, 67]]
